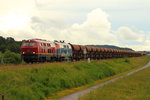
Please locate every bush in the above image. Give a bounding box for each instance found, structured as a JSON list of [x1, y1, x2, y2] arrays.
[[3, 50, 22, 64], [124, 57, 130, 63], [0, 52, 4, 64]]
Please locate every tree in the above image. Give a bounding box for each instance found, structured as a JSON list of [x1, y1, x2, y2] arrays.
[[0, 45, 6, 53], [0, 36, 21, 53], [7, 43, 21, 53], [6, 37, 15, 44], [0, 36, 6, 45]]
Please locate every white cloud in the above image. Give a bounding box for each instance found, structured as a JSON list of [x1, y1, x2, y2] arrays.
[[63, 8, 117, 45], [115, 26, 150, 51], [0, 0, 37, 32], [116, 26, 145, 42], [0, 0, 36, 16], [28, 8, 118, 45], [128, 45, 150, 51]]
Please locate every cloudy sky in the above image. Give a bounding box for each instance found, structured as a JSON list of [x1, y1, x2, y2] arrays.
[[0, 0, 150, 51]]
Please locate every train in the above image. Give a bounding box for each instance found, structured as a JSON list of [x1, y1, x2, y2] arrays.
[[21, 39, 144, 63]]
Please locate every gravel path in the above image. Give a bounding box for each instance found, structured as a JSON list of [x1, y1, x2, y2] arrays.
[[58, 61, 150, 100]]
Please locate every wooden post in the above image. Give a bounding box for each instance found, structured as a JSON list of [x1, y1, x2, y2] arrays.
[[0, 94, 4, 100], [2, 95, 4, 100], [83, 48, 87, 61]]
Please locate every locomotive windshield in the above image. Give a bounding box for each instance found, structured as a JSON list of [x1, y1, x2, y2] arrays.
[[30, 42, 36, 46], [23, 42, 36, 46], [23, 42, 29, 46]]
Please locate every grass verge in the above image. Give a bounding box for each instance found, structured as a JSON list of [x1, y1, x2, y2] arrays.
[[79, 56, 150, 100], [0, 56, 149, 100]]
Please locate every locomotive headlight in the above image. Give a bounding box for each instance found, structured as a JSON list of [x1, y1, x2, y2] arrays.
[[33, 52, 35, 54], [22, 52, 25, 54]]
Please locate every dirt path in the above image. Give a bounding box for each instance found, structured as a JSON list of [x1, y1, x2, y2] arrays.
[[58, 61, 150, 100]]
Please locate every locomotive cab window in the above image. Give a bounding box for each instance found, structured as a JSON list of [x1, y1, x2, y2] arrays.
[[30, 42, 36, 46], [43, 43, 46, 46], [47, 43, 51, 47], [22, 42, 36, 46], [23, 42, 29, 46], [64, 45, 66, 48]]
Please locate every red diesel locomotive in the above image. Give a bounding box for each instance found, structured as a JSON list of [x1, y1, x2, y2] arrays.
[[21, 39, 72, 63]]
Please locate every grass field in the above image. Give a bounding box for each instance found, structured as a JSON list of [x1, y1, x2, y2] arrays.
[[0, 56, 149, 100], [80, 57, 150, 100]]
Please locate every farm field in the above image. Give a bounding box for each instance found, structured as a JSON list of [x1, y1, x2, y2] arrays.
[[80, 57, 150, 100], [0, 56, 149, 100]]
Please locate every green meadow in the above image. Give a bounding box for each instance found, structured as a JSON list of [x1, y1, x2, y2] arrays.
[[0, 56, 149, 100], [80, 56, 150, 100]]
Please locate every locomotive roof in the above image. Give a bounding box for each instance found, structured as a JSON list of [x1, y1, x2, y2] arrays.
[[25, 39, 53, 43]]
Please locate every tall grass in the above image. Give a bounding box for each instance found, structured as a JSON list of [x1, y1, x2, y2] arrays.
[[0, 56, 149, 100], [79, 56, 150, 100]]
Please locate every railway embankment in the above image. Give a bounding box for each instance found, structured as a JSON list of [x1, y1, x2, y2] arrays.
[[0, 56, 149, 100]]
